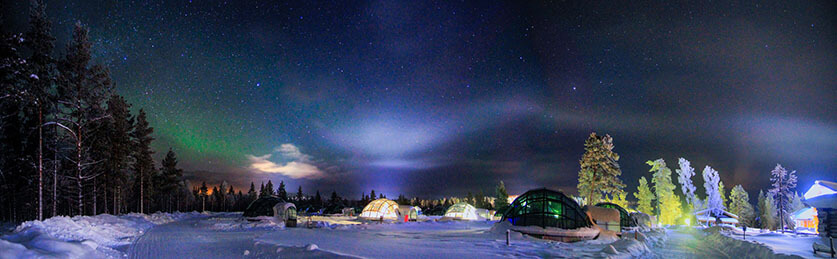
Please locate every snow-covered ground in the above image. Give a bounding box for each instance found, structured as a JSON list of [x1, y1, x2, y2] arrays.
[[2, 212, 820, 259], [0, 212, 207, 258], [724, 227, 826, 258]]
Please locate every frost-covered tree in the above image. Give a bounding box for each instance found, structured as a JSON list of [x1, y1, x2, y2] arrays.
[[729, 185, 755, 227], [648, 159, 681, 225], [675, 158, 697, 208], [768, 164, 797, 232], [790, 192, 805, 213], [788, 192, 805, 229], [633, 176, 655, 215], [702, 166, 725, 218], [577, 133, 625, 205]]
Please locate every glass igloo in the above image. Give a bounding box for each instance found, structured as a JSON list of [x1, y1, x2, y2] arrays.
[[502, 188, 593, 229]]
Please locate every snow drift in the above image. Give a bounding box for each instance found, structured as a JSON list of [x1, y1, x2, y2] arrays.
[[0, 212, 205, 258]]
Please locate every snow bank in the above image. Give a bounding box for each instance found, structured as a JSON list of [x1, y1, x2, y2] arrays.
[[0, 212, 204, 258], [209, 216, 285, 231], [691, 227, 804, 258]]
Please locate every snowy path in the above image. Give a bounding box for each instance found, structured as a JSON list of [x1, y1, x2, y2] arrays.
[[653, 229, 699, 258], [127, 214, 349, 258]]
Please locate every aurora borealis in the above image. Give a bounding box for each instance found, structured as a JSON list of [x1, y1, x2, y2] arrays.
[[3, 0, 834, 198]]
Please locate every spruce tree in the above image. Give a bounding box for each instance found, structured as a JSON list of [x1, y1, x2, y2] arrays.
[[259, 182, 265, 198], [577, 133, 625, 205], [264, 180, 275, 197], [758, 190, 777, 230], [131, 109, 155, 214], [494, 181, 510, 213], [314, 190, 323, 208], [247, 182, 257, 198], [633, 177, 655, 215], [729, 185, 755, 227], [296, 186, 304, 202], [648, 159, 681, 225], [277, 181, 287, 200], [370, 190, 376, 201]]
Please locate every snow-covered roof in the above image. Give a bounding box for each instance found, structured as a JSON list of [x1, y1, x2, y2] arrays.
[[803, 180, 837, 208], [694, 208, 739, 219], [791, 207, 816, 220], [696, 216, 739, 224]]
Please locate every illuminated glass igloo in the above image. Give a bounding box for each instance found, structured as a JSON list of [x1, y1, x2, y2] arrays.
[[502, 188, 593, 229], [444, 202, 479, 220], [360, 199, 400, 220]]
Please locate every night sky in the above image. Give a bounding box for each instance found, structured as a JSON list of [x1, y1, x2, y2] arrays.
[[3, 1, 835, 199]]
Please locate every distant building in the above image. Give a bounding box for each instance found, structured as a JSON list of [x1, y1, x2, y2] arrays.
[[802, 180, 837, 256], [694, 208, 739, 226], [791, 207, 817, 230]]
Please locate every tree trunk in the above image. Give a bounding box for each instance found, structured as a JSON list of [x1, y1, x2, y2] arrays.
[[53, 126, 58, 218], [77, 128, 83, 216], [38, 104, 44, 221], [93, 177, 97, 215], [140, 175, 144, 214]]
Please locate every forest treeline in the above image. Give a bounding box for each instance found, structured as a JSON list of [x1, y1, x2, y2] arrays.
[[0, 1, 196, 222]]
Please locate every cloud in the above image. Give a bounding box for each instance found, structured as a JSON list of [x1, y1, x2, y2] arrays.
[[275, 143, 312, 161], [247, 144, 325, 179]]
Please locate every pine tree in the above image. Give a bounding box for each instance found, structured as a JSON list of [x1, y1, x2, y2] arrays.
[[370, 190, 376, 201], [159, 149, 183, 212], [675, 158, 698, 209], [131, 109, 154, 214], [702, 165, 725, 218], [633, 177, 655, 215], [258, 182, 265, 198], [648, 159, 680, 225], [104, 95, 133, 214], [494, 181, 510, 213], [23, 0, 56, 220], [55, 23, 112, 215], [277, 181, 287, 200], [729, 185, 755, 227], [296, 186, 304, 202], [199, 182, 208, 211], [577, 133, 625, 205], [768, 164, 797, 233]]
